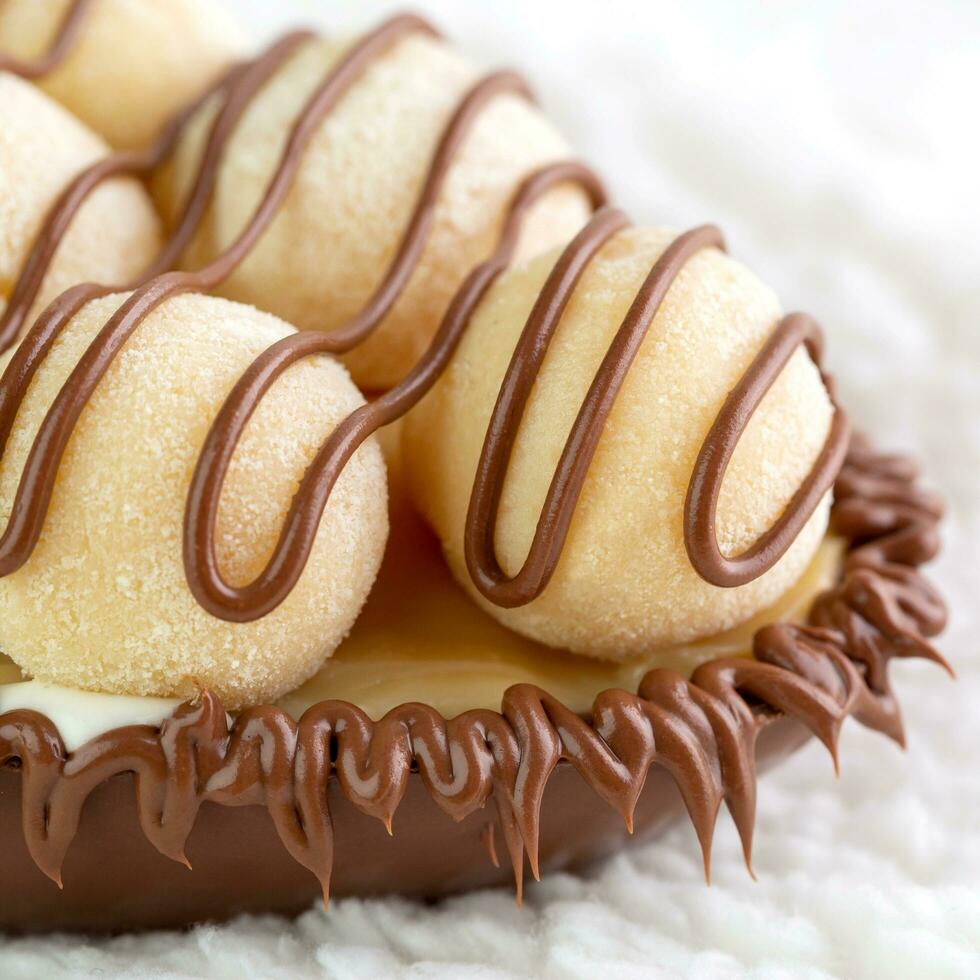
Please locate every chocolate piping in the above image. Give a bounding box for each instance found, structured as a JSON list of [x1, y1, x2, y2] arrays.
[[2, 12, 845, 621], [0, 0, 92, 80], [184, 162, 605, 620], [0, 438, 948, 900], [684, 312, 850, 586]]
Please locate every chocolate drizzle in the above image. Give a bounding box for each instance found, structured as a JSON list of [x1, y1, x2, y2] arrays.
[[2, 12, 846, 622], [0, 438, 948, 901], [0, 0, 92, 80]]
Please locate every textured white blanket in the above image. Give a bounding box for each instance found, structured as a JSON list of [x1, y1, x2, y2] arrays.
[[2, 0, 977, 976]]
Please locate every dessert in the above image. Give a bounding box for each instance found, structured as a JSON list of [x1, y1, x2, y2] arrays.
[[404, 223, 842, 656], [0, 73, 160, 339], [0, 292, 388, 708], [0, 0, 245, 149], [0, 10, 949, 934]]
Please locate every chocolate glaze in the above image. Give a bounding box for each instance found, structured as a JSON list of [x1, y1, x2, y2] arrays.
[[0, 0, 92, 80], [0, 439, 949, 908], [2, 13, 845, 622]]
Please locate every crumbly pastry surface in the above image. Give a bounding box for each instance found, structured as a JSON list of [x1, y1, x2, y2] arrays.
[[152, 31, 592, 390], [0, 0, 245, 149], [0, 74, 160, 325], [404, 226, 834, 655], [0, 293, 388, 708]]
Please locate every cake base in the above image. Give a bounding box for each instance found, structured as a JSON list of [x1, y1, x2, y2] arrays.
[[0, 716, 807, 934]]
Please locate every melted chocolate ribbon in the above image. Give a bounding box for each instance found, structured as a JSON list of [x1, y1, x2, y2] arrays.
[[0, 0, 92, 80]]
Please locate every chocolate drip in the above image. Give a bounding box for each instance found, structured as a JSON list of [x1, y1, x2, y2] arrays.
[[481, 822, 501, 868], [0, 620, 902, 902], [2, 12, 845, 621], [0, 439, 949, 900], [0, 0, 92, 80]]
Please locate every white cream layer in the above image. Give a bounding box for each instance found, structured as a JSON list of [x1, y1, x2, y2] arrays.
[[0, 679, 181, 752]]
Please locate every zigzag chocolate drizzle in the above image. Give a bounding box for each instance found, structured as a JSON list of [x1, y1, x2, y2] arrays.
[[0, 32, 308, 352], [463, 217, 850, 607], [0, 438, 948, 901], [0, 12, 848, 623], [0, 0, 92, 80]]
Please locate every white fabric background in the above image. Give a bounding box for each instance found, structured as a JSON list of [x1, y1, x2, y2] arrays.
[[2, 0, 978, 976]]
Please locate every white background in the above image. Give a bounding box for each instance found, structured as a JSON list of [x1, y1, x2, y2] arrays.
[[3, 0, 979, 977]]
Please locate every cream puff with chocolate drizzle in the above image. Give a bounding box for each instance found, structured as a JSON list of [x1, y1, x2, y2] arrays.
[[0, 292, 388, 709], [0, 0, 245, 149], [152, 16, 592, 390], [404, 218, 849, 658], [0, 72, 160, 332]]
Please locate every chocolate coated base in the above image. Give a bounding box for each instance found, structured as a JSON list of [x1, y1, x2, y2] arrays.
[[0, 716, 807, 934]]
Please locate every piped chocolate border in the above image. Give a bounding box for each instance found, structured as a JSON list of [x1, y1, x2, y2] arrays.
[[0, 437, 949, 903]]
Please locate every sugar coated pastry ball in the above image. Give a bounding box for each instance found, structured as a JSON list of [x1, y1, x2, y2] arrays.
[[152, 29, 592, 390], [0, 74, 161, 329], [0, 293, 388, 708], [403, 226, 834, 657], [0, 0, 246, 148]]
